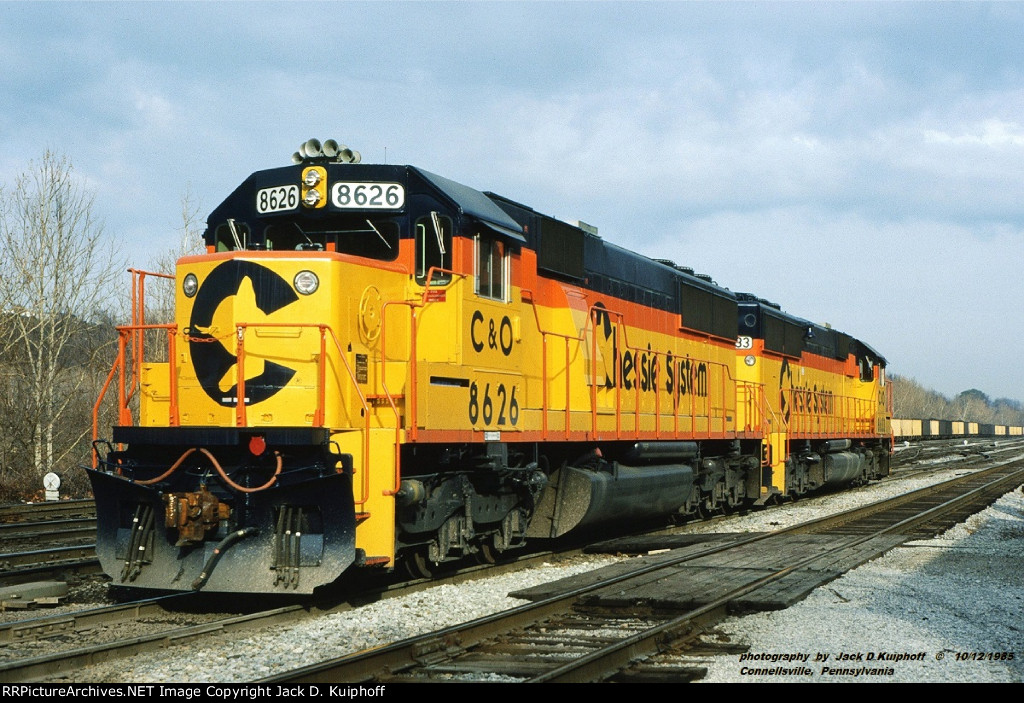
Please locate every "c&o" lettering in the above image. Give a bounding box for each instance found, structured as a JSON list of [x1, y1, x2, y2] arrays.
[[470, 310, 514, 356]]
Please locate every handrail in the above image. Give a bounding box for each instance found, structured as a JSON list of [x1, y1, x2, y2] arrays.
[[92, 335, 125, 468], [378, 300, 413, 496], [94, 268, 890, 482], [216, 321, 374, 504], [94, 318, 374, 502], [781, 387, 880, 438], [92, 323, 178, 468], [93, 266, 175, 468], [93, 263, 428, 502], [522, 292, 583, 440], [521, 289, 744, 442], [323, 325, 372, 505], [378, 266, 466, 495], [585, 304, 737, 439], [127, 269, 175, 407]]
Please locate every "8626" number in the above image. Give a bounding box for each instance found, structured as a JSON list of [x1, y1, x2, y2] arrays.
[[468, 382, 519, 426], [256, 185, 299, 213], [331, 182, 405, 209]]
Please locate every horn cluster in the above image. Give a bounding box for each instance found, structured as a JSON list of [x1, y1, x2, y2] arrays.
[[291, 139, 361, 164]]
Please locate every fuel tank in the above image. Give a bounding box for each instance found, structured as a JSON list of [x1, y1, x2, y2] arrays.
[[526, 460, 695, 538], [821, 451, 865, 487]]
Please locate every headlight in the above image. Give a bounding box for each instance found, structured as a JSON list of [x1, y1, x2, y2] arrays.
[[294, 270, 319, 295], [301, 166, 327, 209], [183, 273, 198, 298], [744, 355, 756, 367]]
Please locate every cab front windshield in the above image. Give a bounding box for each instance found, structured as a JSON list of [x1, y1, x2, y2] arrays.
[[214, 214, 400, 261]]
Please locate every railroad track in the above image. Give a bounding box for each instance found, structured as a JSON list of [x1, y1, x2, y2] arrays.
[[2, 449, 1019, 682], [257, 455, 1024, 683], [891, 436, 1024, 466], [0, 499, 96, 523], [0, 594, 323, 683], [0, 500, 99, 587], [0, 545, 585, 683], [890, 437, 1024, 470]]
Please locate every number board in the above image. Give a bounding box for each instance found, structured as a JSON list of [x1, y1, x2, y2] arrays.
[[256, 185, 299, 213], [331, 182, 405, 209]]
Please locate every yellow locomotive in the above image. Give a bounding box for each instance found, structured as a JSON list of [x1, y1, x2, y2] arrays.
[[89, 140, 892, 593]]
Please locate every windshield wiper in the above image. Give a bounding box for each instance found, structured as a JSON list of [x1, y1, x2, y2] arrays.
[[366, 219, 392, 250]]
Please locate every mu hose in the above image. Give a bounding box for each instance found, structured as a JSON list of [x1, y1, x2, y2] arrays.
[[190, 527, 258, 590]]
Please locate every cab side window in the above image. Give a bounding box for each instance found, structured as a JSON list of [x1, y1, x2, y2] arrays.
[[858, 355, 874, 382], [475, 234, 507, 301], [415, 212, 452, 285]]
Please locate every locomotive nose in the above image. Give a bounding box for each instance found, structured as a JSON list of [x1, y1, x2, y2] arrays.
[[175, 255, 345, 429], [186, 259, 301, 408]]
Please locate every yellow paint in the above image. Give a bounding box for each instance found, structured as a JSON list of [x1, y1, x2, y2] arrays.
[[140, 362, 171, 426]]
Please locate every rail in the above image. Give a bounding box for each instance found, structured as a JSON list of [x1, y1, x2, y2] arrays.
[[522, 293, 748, 441], [93, 321, 375, 502], [92, 272, 380, 504], [782, 387, 885, 439], [589, 302, 741, 440], [128, 268, 175, 402], [94, 270, 890, 489], [93, 269, 174, 465], [377, 266, 466, 495]]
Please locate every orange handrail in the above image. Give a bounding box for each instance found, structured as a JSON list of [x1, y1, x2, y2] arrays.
[[93, 317, 375, 504], [521, 290, 744, 444], [91, 322, 177, 467], [377, 266, 465, 496], [585, 303, 738, 440]]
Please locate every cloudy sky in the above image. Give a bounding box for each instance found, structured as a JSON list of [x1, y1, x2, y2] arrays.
[[2, 1, 1023, 403]]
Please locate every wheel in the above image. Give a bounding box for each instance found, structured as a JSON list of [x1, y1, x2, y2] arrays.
[[404, 549, 434, 580], [698, 494, 718, 519], [681, 494, 701, 519], [789, 477, 805, 499], [725, 487, 743, 510]]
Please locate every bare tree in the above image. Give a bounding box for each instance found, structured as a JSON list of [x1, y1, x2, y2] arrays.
[[138, 186, 206, 364], [146, 186, 205, 314], [171, 185, 206, 262], [0, 151, 123, 496], [891, 374, 1024, 426]]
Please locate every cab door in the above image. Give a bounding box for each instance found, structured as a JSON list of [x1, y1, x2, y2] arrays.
[[409, 204, 463, 431], [461, 228, 523, 434]]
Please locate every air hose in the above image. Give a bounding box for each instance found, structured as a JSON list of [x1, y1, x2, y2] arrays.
[[190, 527, 258, 590]]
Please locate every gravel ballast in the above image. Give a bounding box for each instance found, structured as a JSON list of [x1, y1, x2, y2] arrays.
[[697, 487, 1024, 683]]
